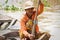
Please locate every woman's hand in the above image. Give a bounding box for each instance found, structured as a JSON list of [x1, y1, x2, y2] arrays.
[[28, 34, 35, 40]]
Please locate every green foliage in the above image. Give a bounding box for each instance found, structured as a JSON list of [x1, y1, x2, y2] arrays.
[[0, 3, 2, 9], [10, 5, 15, 11], [5, 0, 8, 4], [4, 5, 19, 11], [4, 5, 10, 10], [43, 0, 50, 7], [32, 0, 50, 7], [0, 4, 2, 7], [10, 5, 19, 11], [0, 3, 1, 6]]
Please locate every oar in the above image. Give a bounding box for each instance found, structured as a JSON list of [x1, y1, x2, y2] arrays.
[[32, 0, 41, 40]]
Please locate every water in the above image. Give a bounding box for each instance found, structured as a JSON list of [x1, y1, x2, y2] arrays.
[[0, 10, 60, 40], [38, 11, 60, 40]]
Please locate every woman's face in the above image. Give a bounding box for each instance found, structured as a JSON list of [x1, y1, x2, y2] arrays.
[[25, 8, 34, 17]]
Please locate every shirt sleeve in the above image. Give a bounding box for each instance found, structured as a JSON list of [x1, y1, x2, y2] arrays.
[[20, 16, 27, 31], [20, 16, 30, 36], [38, 3, 44, 15]]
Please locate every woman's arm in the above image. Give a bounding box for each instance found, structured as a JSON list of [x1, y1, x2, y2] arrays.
[[38, 0, 44, 15]]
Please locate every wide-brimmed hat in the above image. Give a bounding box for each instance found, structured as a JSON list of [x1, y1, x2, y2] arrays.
[[24, 1, 34, 9]]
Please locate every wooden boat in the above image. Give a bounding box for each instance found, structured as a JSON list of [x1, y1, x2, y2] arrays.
[[0, 31, 51, 40]]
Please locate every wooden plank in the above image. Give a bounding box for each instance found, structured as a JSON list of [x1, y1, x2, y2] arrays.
[[0, 20, 12, 22], [38, 33, 50, 40], [0, 22, 8, 30]]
